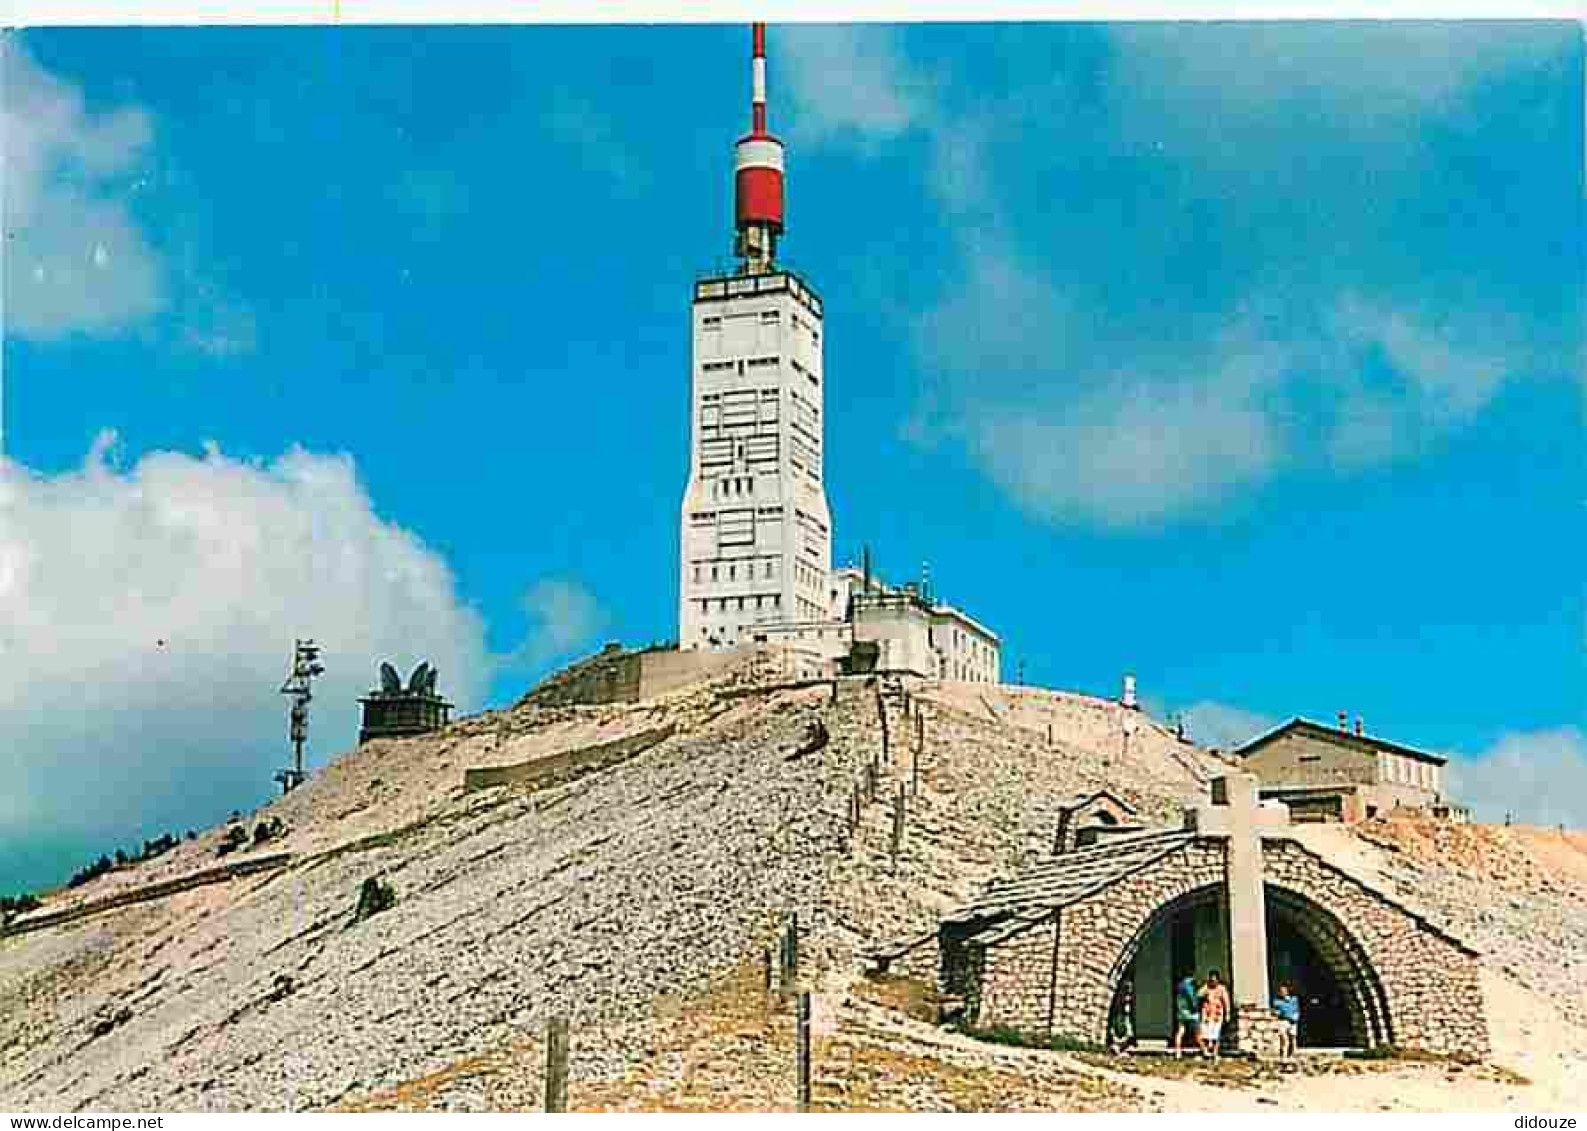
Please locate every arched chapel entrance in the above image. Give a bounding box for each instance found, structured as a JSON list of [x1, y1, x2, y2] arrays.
[[1107, 882, 1392, 1049]]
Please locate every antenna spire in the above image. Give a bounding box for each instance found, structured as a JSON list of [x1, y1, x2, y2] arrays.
[[733, 22, 785, 273], [751, 22, 768, 136]]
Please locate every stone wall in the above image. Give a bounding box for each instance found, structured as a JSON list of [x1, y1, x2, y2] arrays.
[[462, 725, 677, 793], [1050, 841, 1228, 1045], [1261, 837, 1489, 1058], [975, 919, 1059, 1034], [966, 833, 1489, 1059], [1242, 730, 1379, 789], [518, 645, 643, 707]]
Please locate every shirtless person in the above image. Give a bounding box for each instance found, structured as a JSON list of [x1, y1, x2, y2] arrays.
[[1198, 969, 1231, 1060]]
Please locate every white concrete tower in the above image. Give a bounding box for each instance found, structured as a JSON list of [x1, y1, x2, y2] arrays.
[[678, 23, 834, 650]]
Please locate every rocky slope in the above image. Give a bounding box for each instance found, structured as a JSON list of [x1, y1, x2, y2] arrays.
[[1, 661, 1581, 1112]]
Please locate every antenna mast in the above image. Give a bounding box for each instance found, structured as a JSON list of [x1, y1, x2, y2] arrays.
[[276, 638, 325, 794], [733, 22, 785, 273]]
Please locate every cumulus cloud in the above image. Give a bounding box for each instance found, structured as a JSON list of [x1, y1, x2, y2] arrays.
[[1445, 726, 1587, 829], [1179, 701, 1281, 752], [1, 39, 164, 340], [510, 578, 609, 672], [0, 436, 492, 879]]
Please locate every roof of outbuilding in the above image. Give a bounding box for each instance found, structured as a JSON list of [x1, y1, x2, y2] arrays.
[[945, 829, 1198, 945], [1234, 717, 1448, 767], [1059, 789, 1141, 816]]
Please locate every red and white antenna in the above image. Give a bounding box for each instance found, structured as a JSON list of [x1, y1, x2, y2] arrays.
[[734, 22, 784, 273]]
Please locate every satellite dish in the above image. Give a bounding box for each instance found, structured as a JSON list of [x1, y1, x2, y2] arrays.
[[408, 661, 431, 694], [379, 662, 402, 695]]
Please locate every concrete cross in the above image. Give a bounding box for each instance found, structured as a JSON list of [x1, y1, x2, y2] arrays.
[[1192, 772, 1286, 1010]]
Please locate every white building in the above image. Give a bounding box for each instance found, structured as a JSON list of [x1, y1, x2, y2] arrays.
[[675, 25, 1000, 685], [677, 271, 833, 649], [755, 565, 1001, 684]]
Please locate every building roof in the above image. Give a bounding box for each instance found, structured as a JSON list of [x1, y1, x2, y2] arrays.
[[927, 601, 1002, 646], [1235, 717, 1447, 767], [944, 829, 1197, 945], [1059, 789, 1141, 817]]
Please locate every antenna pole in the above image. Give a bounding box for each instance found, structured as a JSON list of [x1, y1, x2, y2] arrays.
[[276, 638, 325, 794]]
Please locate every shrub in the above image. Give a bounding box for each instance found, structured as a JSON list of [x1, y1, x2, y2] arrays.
[[215, 825, 250, 858], [957, 1022, 1103, 1054], [353, 876, 396, 923]]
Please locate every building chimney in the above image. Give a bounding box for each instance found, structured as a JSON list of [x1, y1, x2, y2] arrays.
[[862, 545, 872, 595], [1338, 709, 1349, 732], [1122, 673, 1138, 710]]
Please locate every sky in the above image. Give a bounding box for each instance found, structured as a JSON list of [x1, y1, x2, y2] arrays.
[[1, 21, 1583, 893]]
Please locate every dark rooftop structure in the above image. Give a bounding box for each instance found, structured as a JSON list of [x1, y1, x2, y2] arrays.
[[358, 660, 453, 745], [1233, 717, 1448, 767]]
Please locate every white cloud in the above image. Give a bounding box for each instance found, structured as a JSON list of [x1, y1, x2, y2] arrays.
[[776, 24, 1562, 530], [1103, 22, 1568, 178], [971, 381, 1281, 529], [1179, 700, 1281, 752], [1, 40, 164, 340], [511, 577, 608, 672], [0, 436, 491, 854], [916, 254, 1292, 527], [1445, 727, 1587, 829], [2, 41, 255, 356], [778, 25, 930, 153]]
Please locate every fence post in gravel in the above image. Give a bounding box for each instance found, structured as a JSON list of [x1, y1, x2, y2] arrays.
[[891, 782, 905, 872], [789, 911, 800, 984], [795, 990, 813, 1112], [544, 1015, 570, 1113], [878, 694, 890, 762], [763, 946, 774, 1004]]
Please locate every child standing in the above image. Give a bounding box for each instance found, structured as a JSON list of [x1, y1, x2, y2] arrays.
[[1272, 982, 1301, 1061]]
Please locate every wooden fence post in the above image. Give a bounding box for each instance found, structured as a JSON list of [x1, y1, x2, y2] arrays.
[[544, 1015, 569, 1112], [796, 990, 812, 1112], [891, 782, 905, 872]]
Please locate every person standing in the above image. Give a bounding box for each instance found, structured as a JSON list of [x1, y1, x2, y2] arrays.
[[1109, 982, 1137, 1056], [1173, 974, 1200, 1059], [1198, 969, 1230, 1060], [1272, 981, 1301, 1061]]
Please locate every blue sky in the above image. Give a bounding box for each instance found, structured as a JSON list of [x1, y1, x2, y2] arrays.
[[1, 21, 1582, 892]]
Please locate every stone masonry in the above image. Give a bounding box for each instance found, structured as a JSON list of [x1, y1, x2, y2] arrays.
[[935, 779, 1490, 1059]]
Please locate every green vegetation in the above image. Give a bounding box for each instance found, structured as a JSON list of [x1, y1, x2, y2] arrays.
[[959, 1022, 1104, 1054]]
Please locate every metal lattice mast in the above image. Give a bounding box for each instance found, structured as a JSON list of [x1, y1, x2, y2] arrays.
[[276, 638, 324, 794]]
